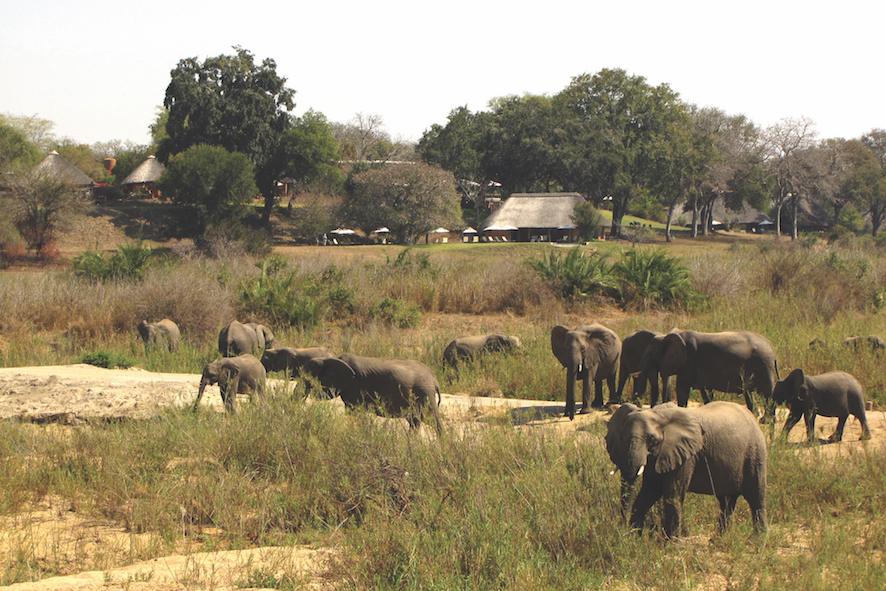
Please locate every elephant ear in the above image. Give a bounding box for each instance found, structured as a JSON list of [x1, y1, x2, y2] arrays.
[[790, 368, 813, 405], [652, 407, 703, 474], [261, 326, 276, 348], [582, 326, 618, 369], [660, 332, 688, 376], [551, 325, 572, 369], [317, 357, 356, 388]]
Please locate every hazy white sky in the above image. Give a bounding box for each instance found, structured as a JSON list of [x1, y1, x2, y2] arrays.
[[1, 0, 882, 148]]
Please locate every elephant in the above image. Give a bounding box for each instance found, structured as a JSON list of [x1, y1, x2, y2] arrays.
[[772, 369, 872, 442], [613, 329, 664, 406], [261, 346, 335, 376], [137, 319, 180, 351], [443, 334, 521, 366], [842, 335, 885, 353], [605, 401, 768, 538], [551, 324, 622, 419], [218, 320, 275, 357], [640, 329, 779, 413], [193, 354, 266, 414], [304, 353, 444, 435]]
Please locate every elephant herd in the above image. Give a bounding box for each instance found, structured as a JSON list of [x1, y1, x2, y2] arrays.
[[553, 322, 874, 538], [138, 317, 875, 539]]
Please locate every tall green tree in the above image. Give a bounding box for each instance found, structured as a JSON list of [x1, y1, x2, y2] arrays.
[[158, 47, 296, 225], [0, 121, 41, 172], [343, 163, 461, 244], [156, 144, 257, 233], [557, 69, 690, 238], [265, 109, 343, 197], [420, 106, 496, 227], [839, 132, 886, 235]]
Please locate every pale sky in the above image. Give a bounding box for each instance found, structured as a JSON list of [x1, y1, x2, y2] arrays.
[[1, 0, 882, 148]]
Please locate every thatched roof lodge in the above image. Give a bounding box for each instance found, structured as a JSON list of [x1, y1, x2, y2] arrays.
[[33, 151, 94, 187], [122, 155, 165, 199], [480, 192, 608, 242]]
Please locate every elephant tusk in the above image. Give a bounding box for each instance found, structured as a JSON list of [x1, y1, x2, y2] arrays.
[[609, 468, 618, 476], [636, 465, 645, 477]]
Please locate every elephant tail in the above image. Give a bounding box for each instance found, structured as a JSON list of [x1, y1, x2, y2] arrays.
[[436, 385, 442, 407]]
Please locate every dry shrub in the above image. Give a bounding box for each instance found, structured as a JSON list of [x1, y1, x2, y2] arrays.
[[754, 245, 880, 322], [684, 251, 750, 300], [435, 261, 556, 316], [126, 266, 235, 339]]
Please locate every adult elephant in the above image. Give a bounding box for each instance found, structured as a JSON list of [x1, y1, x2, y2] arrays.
[[606, 402, 767, 538], [443, 334, 521, 366], [304, 354, 443, 435], [551, 324, 621, 419], [193, 354, 266, 414], [137, 318, 181, 351], [773, 369, 872, 442], [640, 329, 779, 413], [218, 320, 275, 357], [613, 329, 663, 406], [261, 347, 335, 377]]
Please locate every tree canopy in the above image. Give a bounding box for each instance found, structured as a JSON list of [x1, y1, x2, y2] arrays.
[[158, 47, 296, 224], [156, 144, 257, 233], [343, 163, 461, 244]]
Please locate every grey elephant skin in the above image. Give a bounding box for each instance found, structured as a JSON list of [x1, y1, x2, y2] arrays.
[[443, 334, 521, 365], [614, 329, 663, 406], [842, 335, 885, 353], [193, 354, 266, 414], [137, 319, 180, 351], [773, 369, 871, 442], [261, 347, 335, 376], [551, 324, 621, 419], [305, 354, 443, 434], [218, 320, 275, 357], [641, 329, 779, 412], [606, 401, 767, 538]]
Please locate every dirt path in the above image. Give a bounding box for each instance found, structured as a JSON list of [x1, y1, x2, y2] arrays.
[[1, 364, 884, 589]]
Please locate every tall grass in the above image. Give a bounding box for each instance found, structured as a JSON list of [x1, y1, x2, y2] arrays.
[[1, 395, 885, 588]]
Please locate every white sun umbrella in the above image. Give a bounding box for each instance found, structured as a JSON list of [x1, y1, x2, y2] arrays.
[[433, 227, 450, 233], [331, 228, 356, 235], [462, 227, 477, 234], [373, 227, 390, 233]]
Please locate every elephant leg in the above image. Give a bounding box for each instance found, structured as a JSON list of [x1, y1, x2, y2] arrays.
[[858, 413, 872, 441], [613, 372, 628, 405], [662, 493, 685, 539], [782, 406, 804, 440], [675, 379, 690, 407], [743, 485, 768, 534], [223, 370, 241, 414], [803, 410, 817, 442], [634, 375, 648, 404], [700, 388, 714, 404], [605, 374, 618, 406], [829, 415, 847, 443], [588, 378, 603, 409], [629, 479, 662, 531], [716, 495, 739, 533]]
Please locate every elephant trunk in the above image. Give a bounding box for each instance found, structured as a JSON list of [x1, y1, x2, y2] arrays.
[[565, 368, 578, 420], [194, 378, 209, 412]]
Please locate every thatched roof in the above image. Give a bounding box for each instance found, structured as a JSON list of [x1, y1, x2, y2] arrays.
[[481, 193, 608, 231], [33, 151, 94, 187], [706, 201, 772, 225], [122, 155, 165, 185]]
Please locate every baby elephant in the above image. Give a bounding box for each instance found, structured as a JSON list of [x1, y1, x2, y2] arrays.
[[261, 347, 335, 377], [193, 354, 266, 414], [773, 369, 871, 442], [443, 334, 521, 366], [137, 319, 180, 351]]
